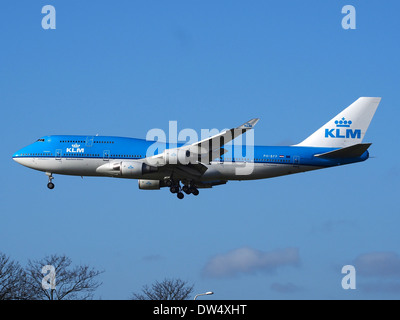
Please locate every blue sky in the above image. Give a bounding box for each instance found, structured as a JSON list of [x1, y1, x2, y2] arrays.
[[1, 0, 400, 299]]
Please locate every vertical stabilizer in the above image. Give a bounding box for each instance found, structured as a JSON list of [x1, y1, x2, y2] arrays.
[[295, 97, 381, 148]]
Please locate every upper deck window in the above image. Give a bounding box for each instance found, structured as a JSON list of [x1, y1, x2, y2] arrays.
[[60, 140, 86, 143], [37, 139, 45, 142]]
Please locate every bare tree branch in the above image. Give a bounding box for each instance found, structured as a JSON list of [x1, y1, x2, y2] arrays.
[[24, 254, 104, 300], [0, 253, 24, 300], [131, 278, 194, 300]]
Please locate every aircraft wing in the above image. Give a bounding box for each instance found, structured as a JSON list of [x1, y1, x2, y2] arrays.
[[189, 118, 260, 157], [145, 118, 259, 168]]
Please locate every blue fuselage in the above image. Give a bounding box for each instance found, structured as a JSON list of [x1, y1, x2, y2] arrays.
[[12, 135, 369, 182]]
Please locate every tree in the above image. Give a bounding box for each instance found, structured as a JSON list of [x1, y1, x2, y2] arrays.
[[24, 254, 104, 300], [131, 278, 194, 300], [0, 253, 25, 300]]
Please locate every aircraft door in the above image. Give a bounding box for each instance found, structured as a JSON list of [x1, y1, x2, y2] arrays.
[[103, 150, 110, 161], [86, 136, 94, 147], [293, 156, 300, 167], [55, 149, 62, 160]]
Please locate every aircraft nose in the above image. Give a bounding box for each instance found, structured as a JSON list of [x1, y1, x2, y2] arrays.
[[12, 148, 35, 168], [12, 149, 24, 164], [13, 151, 20, 162]]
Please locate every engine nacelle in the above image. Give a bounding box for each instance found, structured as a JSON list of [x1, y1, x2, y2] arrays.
[[163, 148, 194, 165], [96, 160, 158, 177], [138, 179, 161, 190], [120, 161, 158, 177]]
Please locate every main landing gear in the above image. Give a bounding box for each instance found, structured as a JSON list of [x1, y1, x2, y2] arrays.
[[167, 179, 199, 199], [46, 173, 55, 189]]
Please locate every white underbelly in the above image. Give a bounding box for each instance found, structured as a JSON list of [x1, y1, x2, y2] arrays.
[[200, 162, 321, 181], [15, 157, 106, 176], [15, 158, 321, 181]]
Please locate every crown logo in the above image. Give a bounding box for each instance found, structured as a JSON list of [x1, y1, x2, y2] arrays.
[[335, 117, 352, 128], [72, 143, 80, 148]]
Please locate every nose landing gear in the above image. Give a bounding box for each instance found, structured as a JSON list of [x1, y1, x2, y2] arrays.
[[46, 173, 55, 189]]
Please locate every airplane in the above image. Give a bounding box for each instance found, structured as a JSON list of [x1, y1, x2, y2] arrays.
[[12, 97, 381, 199]]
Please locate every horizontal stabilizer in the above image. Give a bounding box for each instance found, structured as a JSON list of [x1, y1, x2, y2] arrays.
[[315, 143, 372, 159]]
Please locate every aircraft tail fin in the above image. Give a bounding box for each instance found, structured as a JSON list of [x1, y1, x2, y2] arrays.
[[296, 97, 381, 148]]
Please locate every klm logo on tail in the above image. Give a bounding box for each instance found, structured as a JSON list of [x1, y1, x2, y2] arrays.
[[325, 117, 361, 139]]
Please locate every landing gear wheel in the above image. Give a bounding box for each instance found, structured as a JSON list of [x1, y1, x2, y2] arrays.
[[191, 188, 199, 196], [177, 192, 184, 199], [182, 185, 191, 194], [46, 173, 55, 190], [170, 186, 178, 194]]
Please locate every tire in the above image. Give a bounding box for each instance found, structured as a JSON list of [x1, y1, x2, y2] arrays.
[[182, 185, 191, 194], [170, 186, 177, 193]]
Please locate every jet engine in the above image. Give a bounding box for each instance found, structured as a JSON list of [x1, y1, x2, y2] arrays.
[[138, 179, 161, 190], [120, 161, 158, 177], [96, 160, 158, 177]]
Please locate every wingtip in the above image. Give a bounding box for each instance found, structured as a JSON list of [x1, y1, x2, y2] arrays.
[[237, 118, 260, 129]]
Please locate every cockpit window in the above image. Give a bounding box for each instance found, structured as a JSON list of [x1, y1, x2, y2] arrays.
[[37, 139, 45, 142]]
